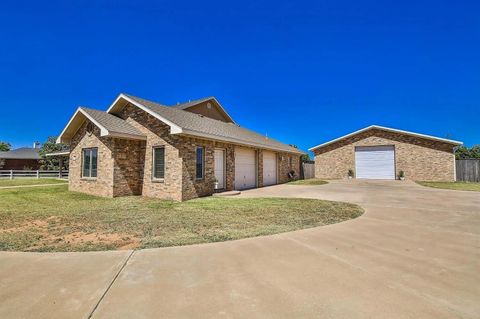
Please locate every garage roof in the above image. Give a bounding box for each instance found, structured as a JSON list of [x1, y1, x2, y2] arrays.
[[309, 125, 463, 151]]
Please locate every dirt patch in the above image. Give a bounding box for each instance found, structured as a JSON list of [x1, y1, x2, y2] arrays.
[[59, 231, 140, 249], [1, 218, 141, 251]]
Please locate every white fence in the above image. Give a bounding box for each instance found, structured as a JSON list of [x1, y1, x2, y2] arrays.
[[0, 170, 69, 180]]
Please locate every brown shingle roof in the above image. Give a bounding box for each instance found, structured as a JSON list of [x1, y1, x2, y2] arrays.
[[123, 94, 304, 154], [79, 107, 145, 139]]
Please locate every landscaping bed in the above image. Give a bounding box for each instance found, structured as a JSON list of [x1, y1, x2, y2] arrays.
[[0, 185, 362, 252], [416, 181, 480, 192]]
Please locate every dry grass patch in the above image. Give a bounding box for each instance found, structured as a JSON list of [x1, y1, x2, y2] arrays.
[[0, 184, 363, 252]]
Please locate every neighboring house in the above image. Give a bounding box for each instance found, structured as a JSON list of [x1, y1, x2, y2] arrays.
[[309, 125, 462, 181], [57, 94, 304, 201], [0, 143, 41, 170]]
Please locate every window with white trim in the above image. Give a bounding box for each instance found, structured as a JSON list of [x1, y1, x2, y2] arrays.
[[196, 147, 204, 179], [82, 148, 98, 178], [153, 147, 165, 180]]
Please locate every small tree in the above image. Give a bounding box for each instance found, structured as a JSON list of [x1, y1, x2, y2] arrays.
[[38, 137, 69, 170], [300, 154, 311, 162], [0, 141, 11, 152]]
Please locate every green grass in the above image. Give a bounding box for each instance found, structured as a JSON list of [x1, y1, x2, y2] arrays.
[[416, 181, 480, 192], [0, 185, 362, 252], [288, 179, 328, 186], [0, 178, 68, 187]]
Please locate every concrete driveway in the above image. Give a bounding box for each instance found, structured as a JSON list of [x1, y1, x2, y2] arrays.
[[1, 180, 479, 318]]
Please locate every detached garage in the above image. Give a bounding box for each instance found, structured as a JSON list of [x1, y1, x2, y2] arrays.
[[310, 125, 462, 181]]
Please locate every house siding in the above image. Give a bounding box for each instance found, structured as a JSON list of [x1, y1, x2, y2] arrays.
[[313, 129, 455, 181]]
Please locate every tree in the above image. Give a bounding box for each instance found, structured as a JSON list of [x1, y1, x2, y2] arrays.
[[0, 141, 11, 152], [38, 137, 69, 170], [455, 145, 480, 159], [300, 153, 311, 162]]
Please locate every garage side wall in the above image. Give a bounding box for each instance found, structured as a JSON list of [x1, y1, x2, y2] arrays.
[[313, 129, 455, 181]]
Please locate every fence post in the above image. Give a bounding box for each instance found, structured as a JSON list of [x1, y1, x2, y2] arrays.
[[36, 170, 40, 179], [10, 169, 13, 180], [59, 157, 63, 179]]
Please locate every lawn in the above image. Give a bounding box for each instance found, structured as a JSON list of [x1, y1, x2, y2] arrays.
[[416, 181, 480, 192], [0, 185, 362, 252], [0, 178, 68, 187], [288, 179, 328, 186]]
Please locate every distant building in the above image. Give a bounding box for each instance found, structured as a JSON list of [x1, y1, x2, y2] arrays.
[[0, 142, 41, 170]]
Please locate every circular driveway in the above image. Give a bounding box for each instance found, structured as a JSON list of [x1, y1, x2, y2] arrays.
[[1, 180, 479, 318]]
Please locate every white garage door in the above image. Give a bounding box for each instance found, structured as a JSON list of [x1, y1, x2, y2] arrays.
[[263, 151, 277, 186], [235, 147, 256, 190], [355, 146, 395, 180]]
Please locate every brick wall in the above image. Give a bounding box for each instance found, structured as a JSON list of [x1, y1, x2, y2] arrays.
[[120, 105, 184, 201], [112, 138, 146, 197], [69, 122, 115, 197], [278, 152, 301, 183], [313, 129, 456, 181]]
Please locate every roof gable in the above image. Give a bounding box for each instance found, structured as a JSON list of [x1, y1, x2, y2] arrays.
[[172, 97, 235, 123], [57, 107, 146, 144], [309, 125, 462, 152]]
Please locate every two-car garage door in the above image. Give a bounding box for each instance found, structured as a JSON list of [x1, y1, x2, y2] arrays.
[[234, 148, 278, 189], [355, 146, 395, 180]]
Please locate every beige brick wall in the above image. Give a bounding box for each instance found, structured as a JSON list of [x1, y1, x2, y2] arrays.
[[112, 139, 146, 197], [313, 129, 455, 181], [120, 105, 184, 201], [69, 122, 115, 197]]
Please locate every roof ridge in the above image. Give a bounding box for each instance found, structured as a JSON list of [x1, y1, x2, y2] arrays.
[[125, 95, 303, 153], [172, 96, 215, 108]]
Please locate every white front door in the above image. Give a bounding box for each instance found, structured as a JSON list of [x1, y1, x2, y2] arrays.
[[355, 145, 395, 180], [262, 151, 277, 186], [214, 149, 225, 189], [235, 147, 256, 190]]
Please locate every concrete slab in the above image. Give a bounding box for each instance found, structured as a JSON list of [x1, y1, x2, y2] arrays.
[[91, 180, 480, 318], [0, 251, 131, 319]]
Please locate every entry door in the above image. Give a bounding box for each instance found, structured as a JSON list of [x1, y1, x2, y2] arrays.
[[235, 147, 256, 190], [214, 149, 225, 189], [263, 151, 277, 186], [355, 145, 395, 180]]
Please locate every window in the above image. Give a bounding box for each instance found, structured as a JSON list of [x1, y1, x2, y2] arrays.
[[289, 156, 293, 168], [82, 148, 98, 178], [153, 147, 165, 180], [196, 147, 204, 179]]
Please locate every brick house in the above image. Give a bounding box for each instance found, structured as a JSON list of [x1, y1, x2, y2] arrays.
[[0, 145, 41, 170], [57, 94, 304, 201], [309, 125, 462, 181]]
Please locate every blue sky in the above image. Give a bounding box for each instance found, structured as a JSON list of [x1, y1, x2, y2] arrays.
[[1, 0, 478, 154]]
